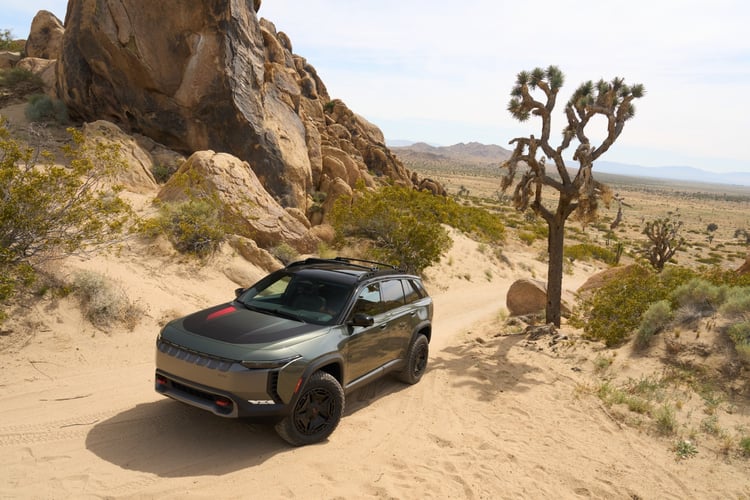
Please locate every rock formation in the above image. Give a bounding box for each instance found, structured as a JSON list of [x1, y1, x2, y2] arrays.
[[25, 11, 65, 60], [56, 0, 423, 219]]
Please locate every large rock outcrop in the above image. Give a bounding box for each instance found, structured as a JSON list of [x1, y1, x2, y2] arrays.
[[56, 0, 420, 218], [158, 150, 319, 253], [25, 10, 65, 59]]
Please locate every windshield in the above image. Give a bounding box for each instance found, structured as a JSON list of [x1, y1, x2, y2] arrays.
[[237, 272, 352, 325]]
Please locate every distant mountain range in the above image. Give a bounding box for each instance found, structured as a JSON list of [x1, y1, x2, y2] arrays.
[[389, 140, 750, 188]]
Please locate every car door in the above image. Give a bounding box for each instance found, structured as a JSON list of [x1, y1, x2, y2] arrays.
[[344, 279, 410, 386]]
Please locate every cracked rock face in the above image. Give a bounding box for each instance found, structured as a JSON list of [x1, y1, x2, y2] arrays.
[[57, 0, 418, 217]]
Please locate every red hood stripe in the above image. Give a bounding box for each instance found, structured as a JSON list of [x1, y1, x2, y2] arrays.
[[206, 306, 237, 321]]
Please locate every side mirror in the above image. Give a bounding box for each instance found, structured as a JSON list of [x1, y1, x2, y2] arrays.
[[348, 313, 374, 327], [235, 287, 246, 298]]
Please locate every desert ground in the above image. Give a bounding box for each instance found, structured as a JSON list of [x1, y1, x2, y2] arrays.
[[2, 106, 750, 498], [1, 222, 749, 499]]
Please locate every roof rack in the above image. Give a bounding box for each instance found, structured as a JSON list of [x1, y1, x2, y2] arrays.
[[287, 257, 401, 272]]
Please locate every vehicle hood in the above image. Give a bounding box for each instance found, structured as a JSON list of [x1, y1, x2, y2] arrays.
[[164, 303, 326, 347]]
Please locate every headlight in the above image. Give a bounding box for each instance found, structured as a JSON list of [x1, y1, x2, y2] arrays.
[[240, 355, 302, 369]]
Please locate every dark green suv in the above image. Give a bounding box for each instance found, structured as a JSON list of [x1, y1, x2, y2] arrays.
[[155, 257, 433, 446]]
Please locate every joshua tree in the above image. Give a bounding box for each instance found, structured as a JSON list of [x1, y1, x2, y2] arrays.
[[641, 216, 685, 271], [501, 66, 644, 326]]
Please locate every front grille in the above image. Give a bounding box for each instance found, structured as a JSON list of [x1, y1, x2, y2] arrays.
[[157, 337, 235, 372], [171, 379, 214, 403]]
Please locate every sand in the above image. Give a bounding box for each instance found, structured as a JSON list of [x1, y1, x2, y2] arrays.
[[0, 223, 748, 499]]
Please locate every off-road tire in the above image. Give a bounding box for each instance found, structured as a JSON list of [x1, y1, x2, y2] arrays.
[[275, 371, 344, 446], [397, 334, 429, 384]]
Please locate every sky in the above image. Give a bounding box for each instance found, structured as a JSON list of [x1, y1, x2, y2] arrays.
[[4, 1, 750, 174]]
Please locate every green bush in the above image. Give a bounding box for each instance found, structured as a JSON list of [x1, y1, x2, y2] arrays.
[[0, 68, 43, 96], [141, 198, 226, 257], [719, 287, 750, 318], [574, 265, 696, 346], [331, 185, 503, 274], [0, 122, 133, 318], [25, 94, 68, 124], [740, 436, 750, 457], [564, 243, 617, 264], [669, 278, 727, 313], [635, 300, 672, 349]]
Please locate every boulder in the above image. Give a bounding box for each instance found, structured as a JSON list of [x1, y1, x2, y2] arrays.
[[0, 52, 22, 70], [55, 1, 424, 215], [157, 151, 319, 253], [16, 58, 57, 97], [25, 10, 64, 60], [506, 279, 549, 317], [81, 121, 158, 194], [577, 265, 640, 295]]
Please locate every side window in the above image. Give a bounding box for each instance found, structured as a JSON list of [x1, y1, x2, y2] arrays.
[[352, 283, 382, 316], [402, 279, 421, 304], [380, 279, 406, 312]]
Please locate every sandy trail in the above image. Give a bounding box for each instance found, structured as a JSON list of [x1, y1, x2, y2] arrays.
[[0, 234, 748, 499]]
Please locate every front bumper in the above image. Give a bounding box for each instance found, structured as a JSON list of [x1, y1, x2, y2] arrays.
[[155, 337, 292, 418]]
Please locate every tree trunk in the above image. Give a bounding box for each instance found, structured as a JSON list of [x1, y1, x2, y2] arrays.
[[546, 214, 565, 327]]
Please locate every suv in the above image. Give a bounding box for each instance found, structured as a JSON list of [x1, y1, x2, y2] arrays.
[[155, 257, 433, 446]]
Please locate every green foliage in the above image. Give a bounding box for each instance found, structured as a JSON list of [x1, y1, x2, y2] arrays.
[[574, 265, 696, 346], [669, 278, 728, 313], [740, 436, 750, 457], [0, 29, 13, 50], [271, 242, 298, 265], [718, 288, 750, 318], [0, 68, 43, 96], [151, 163, 174, 184], [331, 185, 504, 274], [727, 321, 750, 346], [654, 404, 677, 436], [0, 122, 133, 316], [141, 198, 226, 257], [636, 300, 672, 349], [0, 30, 23, 51], [72, 270, 141, 330], [25, 94, 68, 124], [673, 439, 698, 460], [564, 243, 617, 265]]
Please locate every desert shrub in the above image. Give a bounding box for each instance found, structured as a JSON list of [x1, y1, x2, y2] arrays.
[[564, 243, 617, 265], [718, 287, 750, 318], [25, 94, 68, 124], [271, 242, 298, 264], [140, 198, 226, 257], [0, 122, 133, 318], [151, 163, 175, 184], [72, 270, 141, 330], [654, 404, 677, 436], [728, 323, 750, 365], [518, 231, 537, 246], [0, 68, 43, 96], [669, 278, 727, 314], [740, 437, 750, 457], [331, 185, 499, 273], [574, 264, 696, 346], [635, 300, 672, 349]]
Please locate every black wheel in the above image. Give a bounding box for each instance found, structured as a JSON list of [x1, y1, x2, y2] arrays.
[[398, 334, 429, 384], [275, 371, 344, 446]]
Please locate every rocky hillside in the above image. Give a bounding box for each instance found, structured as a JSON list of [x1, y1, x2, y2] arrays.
[[3, 3, 446, 254], [391, 141, 512, 175]]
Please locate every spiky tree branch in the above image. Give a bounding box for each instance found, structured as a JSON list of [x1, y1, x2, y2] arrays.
[[500, 66, 645, 326]]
